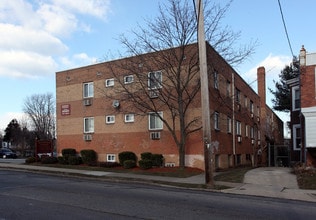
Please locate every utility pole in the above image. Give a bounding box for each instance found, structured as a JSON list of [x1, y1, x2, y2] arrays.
[[195, 0, 213, 187]]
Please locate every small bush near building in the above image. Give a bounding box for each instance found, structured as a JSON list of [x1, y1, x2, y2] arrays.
[[123, 160, 136, 169], [68, 155, 82, 165], [141, 152, 152, 160], [99, 162, 121, 168], [139, 159, 153, 169], [151, 154, 164, 167], [41, 157, 58, 164], [119, 151, 137, 165], [62, 148, 77, 163], [25, 157, 36, 164], [80, 149, 97, 164], [57, 156, 68, 164]]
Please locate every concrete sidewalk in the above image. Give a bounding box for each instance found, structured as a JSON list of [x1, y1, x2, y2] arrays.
[[0, 162, 315, 203]]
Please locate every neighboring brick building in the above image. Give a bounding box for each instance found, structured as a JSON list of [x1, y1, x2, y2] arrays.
[[287, 46, 316, 166], [56, 42, 283, 170]]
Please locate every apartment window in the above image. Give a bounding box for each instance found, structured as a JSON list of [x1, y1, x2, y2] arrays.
[[214, 71, 218, 89], [236, 121, 241, 135], [124, 75, 134, 84], [292, 86, 300, 110], [124, 114, 134, 123], [227, 116, 232, 133], [214, 112, 219, 130], [105, 78, 114, 87], [84, 117, 94, 133], [148, 71, 162, 90], [236, 89, 241, 103], [245, 125, 249, 137], [251, 127, 255, 139], [106, 115, 115, 124], [244, 96, 248, 108], [250, 100, 254, 113], [83, 82, 94, 98], [293, 124, 301, 150], [149, 112, 163, 130], [107, 154, 116, 162], [226, 81, 231, 97]]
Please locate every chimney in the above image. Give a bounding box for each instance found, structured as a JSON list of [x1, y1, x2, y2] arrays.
[[257, 66, 266, 107]]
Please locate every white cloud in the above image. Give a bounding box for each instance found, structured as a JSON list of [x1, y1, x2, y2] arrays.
[[243, 54, 292, 83], [52, 0, 111, 20], [0, 0, 111, 79], [0, 112, 27, 133]]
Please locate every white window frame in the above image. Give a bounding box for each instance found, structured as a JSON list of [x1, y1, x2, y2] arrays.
[[236, 121, 241, 135], [84, 117, 94, 133], [149, 112, 163, 130], [292, 86, 300, 111], [293, 124, 301, 151], [124, 114, 135, 123], [107, 154, 116, 162], [148, 71, 162, 90], [83, 82, 94, 98], [227, 116, 232, 133], [106, 115, 115, 124], [236, 89, 241, 103], [214, 71, 218, 89], [124, 75, 134, 84], [250, 100, 254, 113], [250, 126, 254, 139], [105, 78, 114, 87], [226, 81, 231, 97], [214, 112, 219, 130], [244, 96, 248, 108], [245, 124, 249, 137]]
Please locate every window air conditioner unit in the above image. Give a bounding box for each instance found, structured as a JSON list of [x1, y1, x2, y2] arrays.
[[83, 134, 92, 141], [112, 100, 120, 108], [150, 132, 161, 140], [237, 103, 241, 111], [237, 136, 242, 143], [257, 117, 260, 122], [251, 113, 254, 118], [83, 98, 92, 106], [149, 90, 159, 98], [251, 139, 255, 145], [258, 140, 261, 145]]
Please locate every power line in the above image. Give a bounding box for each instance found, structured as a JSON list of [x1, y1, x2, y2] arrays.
[[277, 0, 294, 57]]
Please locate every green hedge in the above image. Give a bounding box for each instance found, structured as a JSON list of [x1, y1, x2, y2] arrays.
[[68, 155, 82, 165], [41, 156, 58, 164], [139, 159, 153, 169], [80, 149, 97, 164], [119, 151, 137, 165], [151, 154, 164, 167], [61, 148, 77, 163], [141, 152, 152, 160], [123, 160, 136, 169], [57, 156, 68, 164]]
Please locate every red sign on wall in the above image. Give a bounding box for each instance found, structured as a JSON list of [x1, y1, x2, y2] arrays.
[[61, 104, 71, 116]]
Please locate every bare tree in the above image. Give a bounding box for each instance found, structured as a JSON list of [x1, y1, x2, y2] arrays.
[[23, 93, 55, 140], [103, 0, 256, 168]]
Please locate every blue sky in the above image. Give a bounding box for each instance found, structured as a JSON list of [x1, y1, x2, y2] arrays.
[[0, 0, 315, 137]]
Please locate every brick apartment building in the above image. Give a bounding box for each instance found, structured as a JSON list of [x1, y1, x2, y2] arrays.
[[287, 46, 316, 166], [56, 42, 284, 170]]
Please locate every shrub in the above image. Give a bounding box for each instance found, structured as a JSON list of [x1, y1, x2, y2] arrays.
[[25, 157, 36, 164], [139, 159, 153, 169], [119, 151, 137, 165], [141, 152, 152, 160], [80, 149, 97, 164], [99, 162, 121, 168], [123, 160, 136, 169], [41, 157, 58, 164], [57, 156, 68, 164], [62, 148, 77, 163], [151, 154, 164, 167], [68, 155, 82, 165]]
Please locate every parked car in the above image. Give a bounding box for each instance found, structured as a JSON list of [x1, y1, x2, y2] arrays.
[[0, 148, 17, 159]]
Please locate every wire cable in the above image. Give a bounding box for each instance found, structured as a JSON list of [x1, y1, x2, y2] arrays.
[[277, 0, 294, 57]]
